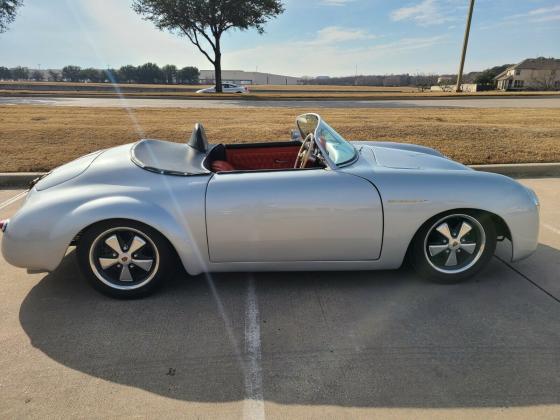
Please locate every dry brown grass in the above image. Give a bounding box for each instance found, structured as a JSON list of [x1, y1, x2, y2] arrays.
[[1, 105, 559, 172]]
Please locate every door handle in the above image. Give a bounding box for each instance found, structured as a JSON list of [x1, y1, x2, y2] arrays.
[[274, 159, 290, 164]]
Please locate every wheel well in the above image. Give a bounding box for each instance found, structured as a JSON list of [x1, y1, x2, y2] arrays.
[[72, 218, 183, 268], [404, 209, 511, 264]]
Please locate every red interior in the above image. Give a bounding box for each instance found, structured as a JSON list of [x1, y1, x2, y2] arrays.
[[212, 146, 300, 172]]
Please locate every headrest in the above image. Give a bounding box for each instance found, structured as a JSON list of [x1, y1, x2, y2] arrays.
[[188, 123, 209, 152]]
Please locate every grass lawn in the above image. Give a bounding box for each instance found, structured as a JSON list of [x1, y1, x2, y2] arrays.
[[1, 105, 559, 172]]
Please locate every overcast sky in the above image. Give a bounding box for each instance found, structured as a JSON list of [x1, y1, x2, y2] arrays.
[[0, 0, 559, 76]]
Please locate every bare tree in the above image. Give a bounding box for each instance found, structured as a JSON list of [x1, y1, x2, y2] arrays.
[[31, 69, 43, 81], [132, 0, 284, 92], [530, 70, 559, 91], [48, 70, 61, 82]]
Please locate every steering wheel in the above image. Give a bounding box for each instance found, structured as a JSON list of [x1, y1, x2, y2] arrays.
[[294, 134, 315, 169]]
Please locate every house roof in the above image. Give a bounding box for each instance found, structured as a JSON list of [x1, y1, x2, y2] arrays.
[[515, 58, 560, 70], [494, 58, 560, 80]]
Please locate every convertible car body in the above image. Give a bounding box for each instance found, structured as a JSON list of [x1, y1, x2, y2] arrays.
[[1, 114, 540, 297]]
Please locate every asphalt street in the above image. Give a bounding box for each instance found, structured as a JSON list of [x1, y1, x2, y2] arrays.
[[0, 178, 559, 419], [1, 96, 560, 109]]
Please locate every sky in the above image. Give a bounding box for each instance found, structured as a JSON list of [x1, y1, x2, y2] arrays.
[[0, 0, 559, 77]]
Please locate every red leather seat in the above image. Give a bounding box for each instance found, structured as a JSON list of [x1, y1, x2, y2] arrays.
[[212, 160, 236, 172]]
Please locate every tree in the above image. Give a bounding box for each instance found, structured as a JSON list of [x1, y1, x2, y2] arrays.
[[118, 65, 138, 83], [48, 69, 61, 82], [133, 0, 284, 92], [31, 69, 43, 81], [80, 68, 103, 83], [177, 66, 199, 84], [62, 65, 82, 82], [474, 64, 511, 87], [104, 68, 120, 83], [10, 66, 28, 80], [161, 64, 177, 84], [136, 62, 163, 84], [0, 66, 11, 80], [0, 0, 23, 33]]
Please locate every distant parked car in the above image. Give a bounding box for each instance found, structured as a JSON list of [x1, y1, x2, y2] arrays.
[[196, 83, 248, 94]]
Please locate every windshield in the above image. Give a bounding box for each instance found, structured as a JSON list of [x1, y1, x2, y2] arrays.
[[315, 120, 357, 166], [296, 114, 357, 167]]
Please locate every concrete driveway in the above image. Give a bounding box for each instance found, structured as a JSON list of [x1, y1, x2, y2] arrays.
[[0, 179, 559, 419]]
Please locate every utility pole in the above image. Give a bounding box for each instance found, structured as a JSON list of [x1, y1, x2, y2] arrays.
[[455, 0, 476, 92]]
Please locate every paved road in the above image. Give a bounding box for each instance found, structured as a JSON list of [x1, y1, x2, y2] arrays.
[[1, 96, 560, 109], [1, 179, 559, 418]]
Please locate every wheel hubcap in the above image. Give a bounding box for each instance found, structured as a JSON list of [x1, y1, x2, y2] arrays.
[[89, 228, 159, 290], [424, 214, 486, 274]]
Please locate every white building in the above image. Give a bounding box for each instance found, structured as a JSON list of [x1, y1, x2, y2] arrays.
[[199, 70, 301, 85], [495, 58, 560, 91]]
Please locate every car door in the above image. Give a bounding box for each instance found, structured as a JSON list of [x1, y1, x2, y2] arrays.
[[205, 169, 383, 263]]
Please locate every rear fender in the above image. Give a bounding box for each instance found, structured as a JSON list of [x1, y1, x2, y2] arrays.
[[55, 196, 207, 275]]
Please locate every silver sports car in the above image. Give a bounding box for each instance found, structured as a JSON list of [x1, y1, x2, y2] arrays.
[[1, 113, 540, 298]]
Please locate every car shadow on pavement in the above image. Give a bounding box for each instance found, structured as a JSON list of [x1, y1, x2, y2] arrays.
[[19, 246, 560, 409]]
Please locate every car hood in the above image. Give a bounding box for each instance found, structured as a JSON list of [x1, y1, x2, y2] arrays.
[[365, 145, 470, 172]]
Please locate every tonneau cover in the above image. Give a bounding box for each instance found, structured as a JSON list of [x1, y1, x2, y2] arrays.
[[131, 139, 212, 176]]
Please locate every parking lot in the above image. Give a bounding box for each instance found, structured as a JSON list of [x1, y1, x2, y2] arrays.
[[0, 178, 559, 419]]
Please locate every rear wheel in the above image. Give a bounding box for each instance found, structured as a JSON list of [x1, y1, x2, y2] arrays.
[[77, 220, 173, 298], [411, 212, 497, 283]]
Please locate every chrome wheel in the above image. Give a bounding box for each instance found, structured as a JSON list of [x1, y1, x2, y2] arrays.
[[88, 227, 160, 291], [423, 214, 486, 275]]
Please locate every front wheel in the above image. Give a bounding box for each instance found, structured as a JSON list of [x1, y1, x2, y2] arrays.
[[77, 220, 173, 298], [411, 212, 497, 284]]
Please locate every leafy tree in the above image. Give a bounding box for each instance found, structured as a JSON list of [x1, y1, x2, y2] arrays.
[[62, 65, 82, 82], [474, 64, 511, 86], [10, 65, 28, 80], [118, 65, 138, 83], [104, 68, 120, 83], [48, 69, 61, 82], [136, 62, 163, 84], [133, 0, 284, 92], [31, 69, 43, 81], [80, 67, 104, 83], [0, 66, 11, 80], [0, 0, 23, 33], [161, 64, 177, 84], [177, 66, 199, 84]]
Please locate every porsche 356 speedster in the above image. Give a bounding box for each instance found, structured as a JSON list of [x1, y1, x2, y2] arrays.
[[1, 114, 539, 298]]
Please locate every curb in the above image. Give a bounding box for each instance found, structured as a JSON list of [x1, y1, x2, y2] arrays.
[[0, 173, 44, 188], [470, 163, 560, 178], [1, 164, 559, 188]]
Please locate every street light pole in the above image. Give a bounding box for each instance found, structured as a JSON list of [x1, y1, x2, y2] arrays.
[[455, 0, 476, 92]]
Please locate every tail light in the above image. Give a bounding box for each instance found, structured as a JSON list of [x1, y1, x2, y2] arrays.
[[0, 219, 8, 232]]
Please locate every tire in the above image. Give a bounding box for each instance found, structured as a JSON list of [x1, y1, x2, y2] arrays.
[[77, 220, 173, 298], [411, 211, 497, 284]]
